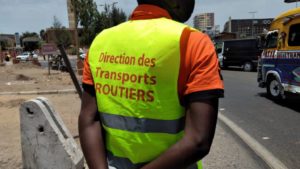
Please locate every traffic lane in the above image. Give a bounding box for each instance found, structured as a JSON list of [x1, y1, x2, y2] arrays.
[[39, 57, 77, 71], [219, 70, 300, 169]]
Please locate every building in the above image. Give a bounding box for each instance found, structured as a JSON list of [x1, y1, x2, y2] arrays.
[[223, 17, 273, 39], [0, 34, 16, 49], [194, 13, 215, 31], [44, 28, 77, 46]]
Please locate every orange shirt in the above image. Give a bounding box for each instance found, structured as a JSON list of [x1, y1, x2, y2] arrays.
[[82, 5, 224, 103]]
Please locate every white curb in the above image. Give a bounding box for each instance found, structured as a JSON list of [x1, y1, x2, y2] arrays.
[[218, 113, 288, 169]]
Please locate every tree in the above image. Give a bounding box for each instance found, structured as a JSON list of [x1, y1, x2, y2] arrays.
[[110, 4, 127, 27], [21, 32, 39, 41], [71, 0, 127, 46], [52, 16, 72, 48], [20, 32, 40, 51], [40, 29, 46, 41], [76, 0, 99, 46], [54, 29, 72, 48], [0, 40, 8, 50], [53, 16, 62, 28]]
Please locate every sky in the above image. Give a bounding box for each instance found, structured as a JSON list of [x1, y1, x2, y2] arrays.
[[0, 0, 298, 35]]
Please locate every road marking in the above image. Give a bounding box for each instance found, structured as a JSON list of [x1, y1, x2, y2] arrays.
[[218, 113, 288, 169], [262, 137, 270, 140]]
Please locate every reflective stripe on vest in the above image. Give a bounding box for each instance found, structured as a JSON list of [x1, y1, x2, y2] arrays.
[[100, 112, 185, 134], [89, 18, 202, 168]]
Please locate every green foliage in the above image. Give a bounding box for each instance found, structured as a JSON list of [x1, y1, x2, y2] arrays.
[[0, 40, 8, 50], [22, 42, 40, 52], [40, 29, 46, 41], [54, 28, 72, 48], [21, 32, 39, 40], [110, 5, 127, 27], [20, 32, 39, 51], [71, 0, 127, 46], [53, 16, 62, 28], [52, 16, 72, 48]]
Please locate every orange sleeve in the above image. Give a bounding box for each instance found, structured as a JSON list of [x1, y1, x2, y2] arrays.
[[82, 52, 94, 85], [181, 31, 224, 96]]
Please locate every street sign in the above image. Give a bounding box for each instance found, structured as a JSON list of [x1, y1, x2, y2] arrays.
[[41, 44, 58, 55]]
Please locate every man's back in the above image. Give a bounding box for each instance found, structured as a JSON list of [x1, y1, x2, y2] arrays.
[[79, 2, 224, 169], [88, 17, 193, 168]]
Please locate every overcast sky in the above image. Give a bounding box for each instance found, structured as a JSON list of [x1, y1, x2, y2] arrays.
[[0, 0, 298, 34]]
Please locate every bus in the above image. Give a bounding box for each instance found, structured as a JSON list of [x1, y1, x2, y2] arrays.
[[257, 7, 300, 99]]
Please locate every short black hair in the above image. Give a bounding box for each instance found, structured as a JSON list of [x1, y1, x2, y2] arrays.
[[136, 0, 195, 22], [137, 0, 146, 4], [137, 0, 161, 6], [136, 0, 173, 13]]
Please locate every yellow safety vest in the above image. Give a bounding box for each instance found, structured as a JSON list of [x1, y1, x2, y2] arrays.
[[88, 18, 202, 169]]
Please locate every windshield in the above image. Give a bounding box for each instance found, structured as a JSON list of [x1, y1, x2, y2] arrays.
[[288, 23, 300, 46], [266, 31, 278, 48]]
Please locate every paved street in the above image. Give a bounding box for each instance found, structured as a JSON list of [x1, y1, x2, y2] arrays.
[[39, 56, 77, 71], [220, 69, 300, 169]]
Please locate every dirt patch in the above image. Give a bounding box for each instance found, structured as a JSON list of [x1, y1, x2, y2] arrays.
[[16, 74, 32, 81], [0, 59, 82, 169], [13, 62, 41, 69], [0, 62, 79, 93]]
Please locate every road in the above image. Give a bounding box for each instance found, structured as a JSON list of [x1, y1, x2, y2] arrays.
[[39, 56, 77, 71], [220, 69, 300, 169]]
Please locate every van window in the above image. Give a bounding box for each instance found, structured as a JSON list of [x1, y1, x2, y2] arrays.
[[266, 31, 278, 48], [224, 40, 256, 50], [288, 23, 300, 46]]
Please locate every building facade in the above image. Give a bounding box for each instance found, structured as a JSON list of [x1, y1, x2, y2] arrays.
[[223, 18, 273, 39], [0, 34, 16, 49], [194, 13, 215, 31], [45, 28, 77, 46]]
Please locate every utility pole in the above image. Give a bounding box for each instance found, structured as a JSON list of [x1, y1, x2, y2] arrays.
[[249, 11, 257, 38]]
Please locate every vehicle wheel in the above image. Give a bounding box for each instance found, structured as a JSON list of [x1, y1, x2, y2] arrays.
[[243, 62, 253, 72], [267, 77, 283, 100]]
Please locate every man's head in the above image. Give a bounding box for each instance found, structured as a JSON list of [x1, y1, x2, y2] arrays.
[[137, 0, 195, 22]]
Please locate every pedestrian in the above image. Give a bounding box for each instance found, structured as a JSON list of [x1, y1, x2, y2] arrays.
[[79, 0, 224, 169], [5, 52, 10, 62]]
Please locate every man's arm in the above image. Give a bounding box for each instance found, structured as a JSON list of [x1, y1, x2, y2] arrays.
[[79, 86, 108, 169], [141, 98, 219, 169]]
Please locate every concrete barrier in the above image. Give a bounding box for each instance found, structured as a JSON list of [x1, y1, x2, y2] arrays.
[[19, 97, 84, 169]]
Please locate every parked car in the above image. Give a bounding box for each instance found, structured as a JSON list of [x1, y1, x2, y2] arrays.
[[216, 48, 223, 67], [16, 52, 38, 61], [221, 39, 262, 71], [80, 53, 86, 60]]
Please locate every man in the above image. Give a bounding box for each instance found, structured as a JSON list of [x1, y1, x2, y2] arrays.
[[79, 0, 224, 169]]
